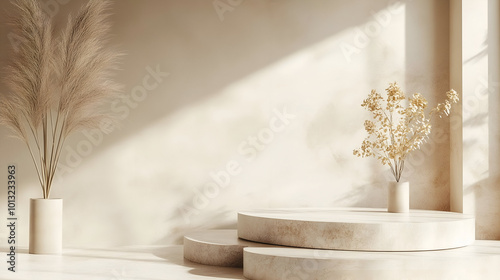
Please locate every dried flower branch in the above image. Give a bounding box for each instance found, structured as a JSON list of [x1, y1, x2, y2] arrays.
[[353, 82, 458, 182], [0, 0, 121, 198]]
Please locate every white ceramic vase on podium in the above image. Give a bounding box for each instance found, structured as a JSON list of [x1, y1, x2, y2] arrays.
[[29, 198, 63, 254], [388, 181, 409, 213]]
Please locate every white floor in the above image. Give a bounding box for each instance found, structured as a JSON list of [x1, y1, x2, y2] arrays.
[[2, 242, 500, 280], [0, 246, 244, 280]]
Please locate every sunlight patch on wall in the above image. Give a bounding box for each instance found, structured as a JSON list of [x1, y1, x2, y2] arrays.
[[57, 2, 407, 247]]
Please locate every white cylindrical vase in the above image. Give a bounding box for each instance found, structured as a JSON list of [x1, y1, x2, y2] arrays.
[[387, 181, 409, 213], [29, 198, 63, 254]]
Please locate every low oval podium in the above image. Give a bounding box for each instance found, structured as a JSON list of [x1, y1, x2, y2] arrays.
[[237, 208, 475, 251]]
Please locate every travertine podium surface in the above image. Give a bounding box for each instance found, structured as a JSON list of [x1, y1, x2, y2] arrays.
[[184, 229, 272, 267], [243, 242, 500, 280], [238, 208, 475, 251]]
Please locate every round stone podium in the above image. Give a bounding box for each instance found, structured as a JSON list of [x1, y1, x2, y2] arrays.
[[184, 229, 272, 267], [238, 208, 475, 251], [243, 241, 500, 280]]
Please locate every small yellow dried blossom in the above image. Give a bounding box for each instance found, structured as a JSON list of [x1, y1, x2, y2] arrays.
[[353, 83, 458, 182]]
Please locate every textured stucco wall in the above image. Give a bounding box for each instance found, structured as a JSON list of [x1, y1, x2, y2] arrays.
[[0, 0, 456, 248]]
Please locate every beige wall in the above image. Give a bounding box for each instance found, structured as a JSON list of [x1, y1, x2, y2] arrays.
[[0, 0, 457, 248], [449, 0, 500, 240], [487, 0, 500, 240]]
